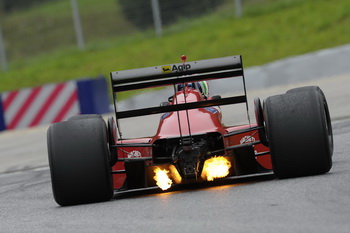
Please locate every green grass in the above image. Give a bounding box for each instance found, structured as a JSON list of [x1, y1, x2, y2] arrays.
[[1, 0, 350, 92], [1, 0, 136, 60]]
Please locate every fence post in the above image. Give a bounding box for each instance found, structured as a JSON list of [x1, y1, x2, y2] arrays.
[[150, 0, 162, 37], [0, 22, 8, 72], [234, 0, 243, 18], [70, 0, 85, 50]]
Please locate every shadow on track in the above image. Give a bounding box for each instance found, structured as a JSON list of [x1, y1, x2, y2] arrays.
[[113, 172, 276, 200]]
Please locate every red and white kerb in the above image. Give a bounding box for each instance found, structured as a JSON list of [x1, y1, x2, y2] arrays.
[[1, 81, 79, 130]]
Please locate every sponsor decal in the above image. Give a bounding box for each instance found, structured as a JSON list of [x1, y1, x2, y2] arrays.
[[172, 64, 191, 72], [240, 135, 255, 144], [162, 65, 171, 73], [162, 64, 191, 73], [127, 150, 142, 158]]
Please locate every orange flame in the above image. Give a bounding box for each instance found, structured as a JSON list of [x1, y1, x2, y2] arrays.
[[153, 167, 173, 190], [202, 156, 231, 181], [169, 165, 182, 184]]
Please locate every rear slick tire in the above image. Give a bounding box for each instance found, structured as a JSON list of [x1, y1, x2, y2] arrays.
[[286, 86, 333, 156], [264, 88, 332, 179], [47, 115, 113, 206]]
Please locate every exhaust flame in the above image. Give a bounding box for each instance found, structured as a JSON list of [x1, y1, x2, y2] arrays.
[[169, 165, 182, 184], [203, 156, 231, 181], [153, 167, 173, 190]]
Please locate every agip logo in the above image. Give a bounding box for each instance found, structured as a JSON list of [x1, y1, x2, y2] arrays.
[[161, 64, 191, 73], [162, 65, 171, 73]]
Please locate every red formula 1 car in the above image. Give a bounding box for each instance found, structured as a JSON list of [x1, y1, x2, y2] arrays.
[[47, 55, 333, 206]]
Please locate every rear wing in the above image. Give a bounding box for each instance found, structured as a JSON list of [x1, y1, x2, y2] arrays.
[[110, 55, 247, 119]]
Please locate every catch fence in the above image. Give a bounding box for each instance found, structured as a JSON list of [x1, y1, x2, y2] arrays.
[[1, 0, 270, 71]]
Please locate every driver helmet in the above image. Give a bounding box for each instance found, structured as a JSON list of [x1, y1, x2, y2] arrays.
[[177, 81, 209, 97]]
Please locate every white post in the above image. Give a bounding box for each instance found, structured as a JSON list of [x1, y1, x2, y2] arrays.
[[0, 22, 8, 72], [150, 0, 162, 37], [70, 0, 85, 50], [235, 0, 243, 18]]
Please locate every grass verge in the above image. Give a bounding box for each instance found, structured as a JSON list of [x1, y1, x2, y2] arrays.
[[0, 0, 349, 92]]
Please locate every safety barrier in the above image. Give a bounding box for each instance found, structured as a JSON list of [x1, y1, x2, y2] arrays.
[[0, 76, 110, 131]]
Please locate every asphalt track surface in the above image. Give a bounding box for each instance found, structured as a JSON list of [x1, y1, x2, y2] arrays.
[[0, 119, 349, 233], [1, 45, 350, 232]]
